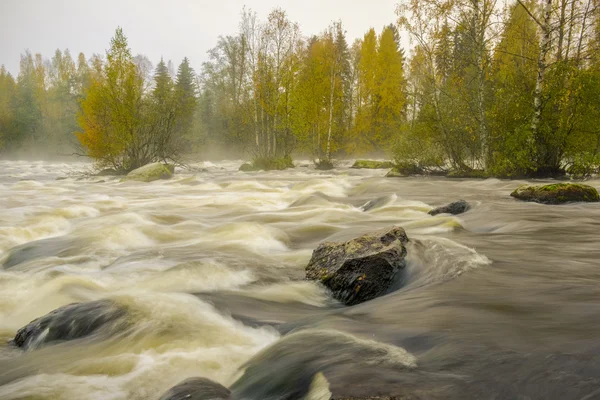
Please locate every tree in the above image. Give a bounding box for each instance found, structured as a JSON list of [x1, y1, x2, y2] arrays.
[[374, 24, 406, 150], [13, 51, 43, 146], [77, 28, 185, 171], [174, 57, 198, 140], [488, 1, 539, 176], [0, 66, 16, 150]]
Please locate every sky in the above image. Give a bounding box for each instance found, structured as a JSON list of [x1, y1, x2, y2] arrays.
[[0, 0, 400, 76]]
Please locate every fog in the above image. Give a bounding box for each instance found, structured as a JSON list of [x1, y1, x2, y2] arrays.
[[0, 0, 399, 75]]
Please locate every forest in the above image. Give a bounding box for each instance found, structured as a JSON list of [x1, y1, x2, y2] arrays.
[[0, 0, 599, 177]]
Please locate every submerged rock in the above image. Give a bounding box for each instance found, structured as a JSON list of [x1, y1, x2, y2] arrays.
[[351, 160, 394, 169], [360, 194, 396, 212], [159, 378, 231, 400], [306, 226, 408, 305], [428, 200, 471, 216], [2, 236, 77, 269], [12, 300, 128, 350], [122, 162, 174, 182], [510, 183, 600, 204]]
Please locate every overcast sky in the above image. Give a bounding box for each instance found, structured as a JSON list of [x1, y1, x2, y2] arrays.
[[0, 0, 400, 76]]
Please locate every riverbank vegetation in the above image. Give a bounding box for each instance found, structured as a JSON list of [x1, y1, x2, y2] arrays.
[[0, 0, 599, 176]]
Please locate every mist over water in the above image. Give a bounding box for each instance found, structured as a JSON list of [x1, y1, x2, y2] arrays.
[[1, 160, 599, 399]]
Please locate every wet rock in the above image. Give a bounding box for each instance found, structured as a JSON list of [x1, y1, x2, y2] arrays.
[[159, 378, 231, 400], [351, 160, 394, 169], [239, 163, 255, 172], [165, 164, 176, 174], [510, 183, 600, 204], [332, 397, 400, 400], [428, 200, 471, 216], [12, 300, 128, 350], [306, 226, 408, 305], [360, 194, 395, 212], [122, 162, 174, 182], [385, 169, 407, 178], [315, 159, 335, 170], [96, 168, 121, 176], [447, 169, 488, 179], [2, 237, 77, 269]]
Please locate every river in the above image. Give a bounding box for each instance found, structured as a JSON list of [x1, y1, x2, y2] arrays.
[[0, 160, 599, 400]]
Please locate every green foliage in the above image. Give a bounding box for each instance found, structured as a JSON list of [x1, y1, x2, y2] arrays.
[[76, 28, 194, 171], [2, 1, 599, 175]]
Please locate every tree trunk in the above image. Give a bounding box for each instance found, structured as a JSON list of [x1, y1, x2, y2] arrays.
[[531, 0, 553, 157], [557, 0, 568, 61], [576, 0, 593, 63], [326, 66, 335, 161]]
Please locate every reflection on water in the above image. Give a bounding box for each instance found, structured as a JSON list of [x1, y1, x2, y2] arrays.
[[0, 160, 599, 399]]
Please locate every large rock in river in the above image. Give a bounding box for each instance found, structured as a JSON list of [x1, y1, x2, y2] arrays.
[[351, 160, 394, 169], [428, 200, 471, 216], [12, 300, 128, 350], [510, 183, 600, 204], [306, 226, 408, 305], [159, 378, 231, 400], [122, 162, 174, 182]]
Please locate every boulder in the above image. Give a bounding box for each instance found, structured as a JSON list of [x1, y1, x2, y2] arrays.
[[360, 194, 395, 212], [239, 163, 255, 172], [122, 163, 174, 182], [12, 300, 128, 350], [428, 200, 471, 216], [510, 183, 600, 204], [315, 159, 335, 170], [2, 236, 77, 269], [159, 378, 231, 400], [385, 169, 407, 178], [306, 226, 408, 305], [96, 168, 121, 176], [351, 160, 394, 169], [447, 169, 488, 179]]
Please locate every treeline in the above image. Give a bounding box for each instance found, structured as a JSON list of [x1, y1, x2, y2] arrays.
[[76, 29, 197, 171], [199, 10, 406, 166], [397, 0, 600, 177], [0, 32, 197, 168], [1, 0, 599, 176]]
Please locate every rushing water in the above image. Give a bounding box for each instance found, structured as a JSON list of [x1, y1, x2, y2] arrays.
[[0, 160, 599, 400]]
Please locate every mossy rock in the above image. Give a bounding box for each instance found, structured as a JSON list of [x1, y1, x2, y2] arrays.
[[315, 159, 335, 170], [306, 226, 408, 306], [390, 161, 423, 176], [122, 163, 174, 182], [510, 183, 600, 204], [447, 169, 488, 179], [239, 163, 255, 172], [351, 160, 395, 169], [385, 169, 407, 178], [240, 157, 295, 171], [159, 377, 231, 400]]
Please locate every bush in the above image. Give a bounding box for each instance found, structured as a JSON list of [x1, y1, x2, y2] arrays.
[[393, 160, 423, 175]]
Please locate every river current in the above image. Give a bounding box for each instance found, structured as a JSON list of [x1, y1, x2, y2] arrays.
[[0, 160, 599, 400]]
